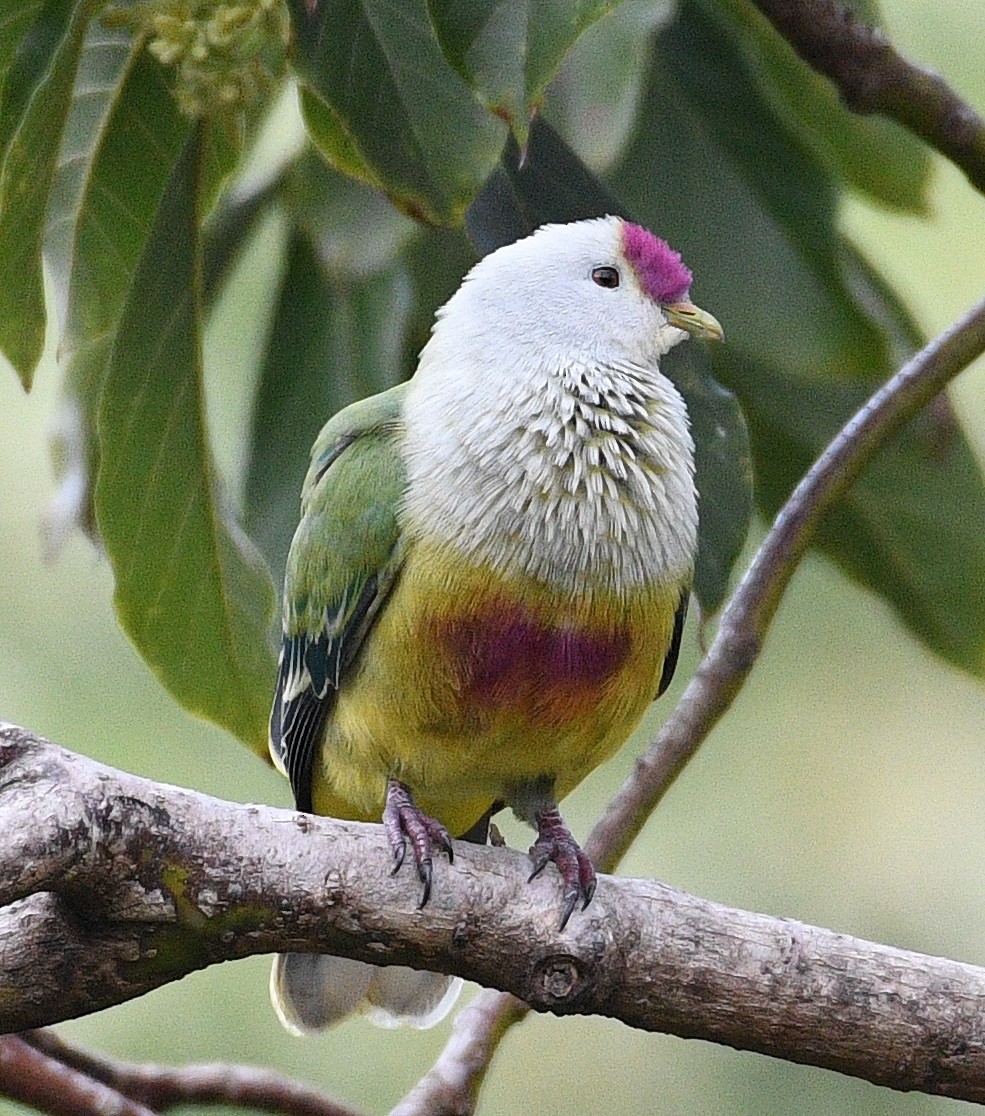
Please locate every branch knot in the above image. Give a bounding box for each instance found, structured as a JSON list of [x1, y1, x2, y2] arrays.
[[529, 953, 585, 1007]]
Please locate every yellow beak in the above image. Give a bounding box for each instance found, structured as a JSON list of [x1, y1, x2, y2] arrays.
[[665, 301, 724, 342]]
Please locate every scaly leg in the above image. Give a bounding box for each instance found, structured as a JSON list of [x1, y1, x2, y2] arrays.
[[528, 805, 597, 930], [383, 778, 454, 907]]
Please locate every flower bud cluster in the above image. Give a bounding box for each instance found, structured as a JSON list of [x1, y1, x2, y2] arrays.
[[106, 0, 288, 116]]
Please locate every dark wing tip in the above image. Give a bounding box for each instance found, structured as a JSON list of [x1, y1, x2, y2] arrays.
[[271, 634, 330, 813], [656, 589, 689, 699]]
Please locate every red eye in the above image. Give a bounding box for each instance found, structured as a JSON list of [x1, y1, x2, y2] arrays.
[[591, 266, 620, 289]]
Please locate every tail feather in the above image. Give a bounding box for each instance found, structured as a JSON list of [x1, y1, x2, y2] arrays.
[[271, 952, 461, 1032], [365, 965, 462, 1030], [271, 953, 372, 1034]]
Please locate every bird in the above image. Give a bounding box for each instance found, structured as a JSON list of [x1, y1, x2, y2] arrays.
[[268, 214, 723, 1032]]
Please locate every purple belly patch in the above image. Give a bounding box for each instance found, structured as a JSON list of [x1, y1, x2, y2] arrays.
[[438, 604, 631, 714]]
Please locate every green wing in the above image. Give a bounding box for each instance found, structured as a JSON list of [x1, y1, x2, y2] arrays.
[[270, 384, 407, 811]]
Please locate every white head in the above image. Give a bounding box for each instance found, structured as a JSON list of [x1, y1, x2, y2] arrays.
[[401, 216, 723, 592], [423, 215, 722, 376]]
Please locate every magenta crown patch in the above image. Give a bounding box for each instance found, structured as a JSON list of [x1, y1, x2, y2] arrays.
[[620, 221, 692, 304]]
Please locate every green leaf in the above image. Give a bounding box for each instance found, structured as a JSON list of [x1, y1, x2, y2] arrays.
[[427, 0, 616, 147], [244, 227, 412, 587], [203, 173, 283, 305], [466, 121, 753, 614], [613, 2, 985, 675], [96, 128, 276, 753], [666, 342, 753, 615], [714, 0, 929, 212], [400, 222, 476, 367], [281, 146, 418, 277], [722, 351, 985, 676], [542, 0, 675, 171], [44, 19, 134, 321], [288, 0, 506, 225], [467, 126, 621, 249], [0, 0, 61, 158], [45, 43, 191, 548], [611, 0, 895, 383], [61, 46, 190, 347], [297, 85, 377, 188], [199, 116, 245, 214], [0, 0, 101, 384]]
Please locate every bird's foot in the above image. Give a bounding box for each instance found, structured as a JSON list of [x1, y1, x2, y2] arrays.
[[528, 807, 597, 930], [383, 778, 453, 907]]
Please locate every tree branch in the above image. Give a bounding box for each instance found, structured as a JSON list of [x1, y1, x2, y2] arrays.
[[749, 0, 985, 194], [389, 993, 528, 1116], [6, 724, 985, 1105]]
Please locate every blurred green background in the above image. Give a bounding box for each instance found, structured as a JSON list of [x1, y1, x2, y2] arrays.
[[2, 1, 985, 1112]]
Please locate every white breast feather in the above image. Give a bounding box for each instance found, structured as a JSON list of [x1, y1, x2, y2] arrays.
[[401, 352, 698, 594]]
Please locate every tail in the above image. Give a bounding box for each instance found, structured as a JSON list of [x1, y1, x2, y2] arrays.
[[271, 953, 462, 1032]]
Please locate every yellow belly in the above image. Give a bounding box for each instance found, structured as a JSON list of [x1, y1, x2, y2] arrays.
[[310, 539, 684, 836]]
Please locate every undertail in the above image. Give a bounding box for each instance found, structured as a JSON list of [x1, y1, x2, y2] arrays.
[[270, 953, 461, 1031]]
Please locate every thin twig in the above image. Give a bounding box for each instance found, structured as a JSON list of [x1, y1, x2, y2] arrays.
[[389, 994, 528, 1116], [588, 292, 985, 868], [750, 0, 985, 194], [0, 1035, 157, 1116], [20, 1031, 366, 1116], [394, 294, 985, 1115]]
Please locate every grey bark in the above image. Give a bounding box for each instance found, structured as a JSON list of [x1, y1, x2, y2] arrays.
[[3, 723, 985, 1103]]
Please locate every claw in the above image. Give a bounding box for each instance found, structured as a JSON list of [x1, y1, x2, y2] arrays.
[[528, 807, 597, 930], [383, 779, 453, 908], [417, 858, 433, 908]]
